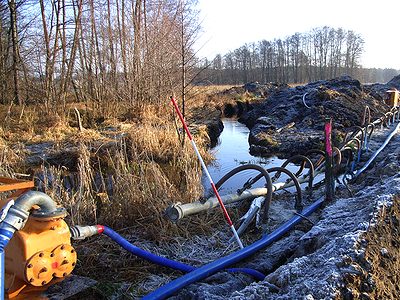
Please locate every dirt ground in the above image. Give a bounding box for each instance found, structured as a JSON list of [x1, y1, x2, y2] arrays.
[[240, 76, 395, 157]]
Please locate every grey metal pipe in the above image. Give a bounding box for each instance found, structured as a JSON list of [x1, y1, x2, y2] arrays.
[[13, 191, 58, 214], [166, 174, 321, 222], [165, 187, 271, 222], [165, 163, 327, 222]]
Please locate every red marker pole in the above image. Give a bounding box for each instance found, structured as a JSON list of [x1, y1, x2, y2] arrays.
[[324, 117, 334, 202], [170, 97, 244, 249]]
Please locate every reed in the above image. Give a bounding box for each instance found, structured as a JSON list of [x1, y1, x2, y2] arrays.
[[0, 87, 234, 238]]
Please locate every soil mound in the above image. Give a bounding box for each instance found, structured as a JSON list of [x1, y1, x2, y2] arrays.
[[240, 76, 390, 157], [221, 82, 289, 99], [387, 74, 400, 88]]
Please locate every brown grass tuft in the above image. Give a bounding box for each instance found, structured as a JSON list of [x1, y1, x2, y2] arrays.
[[0, 85, 238, 239]]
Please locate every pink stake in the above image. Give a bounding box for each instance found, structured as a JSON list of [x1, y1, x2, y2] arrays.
[[170, 97, 244, 249]]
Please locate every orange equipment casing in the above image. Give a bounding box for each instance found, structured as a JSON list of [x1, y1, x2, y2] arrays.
[[0, 177, 77, 299]]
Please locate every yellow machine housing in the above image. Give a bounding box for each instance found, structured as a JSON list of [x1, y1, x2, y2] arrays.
[[0, 178, 76, 299], [4, 212, 76, 298]]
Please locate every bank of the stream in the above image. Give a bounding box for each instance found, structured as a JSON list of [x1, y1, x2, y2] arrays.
[[204, 119, 287, 195]]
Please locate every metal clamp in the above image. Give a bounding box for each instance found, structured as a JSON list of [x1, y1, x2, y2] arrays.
[[0, 200, 15, 223]]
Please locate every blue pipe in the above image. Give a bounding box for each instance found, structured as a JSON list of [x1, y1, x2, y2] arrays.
[[353, 121, 400, 179], [102, 226, 265, 281], [143, 197, 325, 300], [0, 228, 15, 300], [0, 248, 3, 300]]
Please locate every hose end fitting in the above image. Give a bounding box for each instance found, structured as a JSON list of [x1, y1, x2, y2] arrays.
[[0, 205, 29, 232], [165, 203, 184, 223], [70, 225, 102, 240]]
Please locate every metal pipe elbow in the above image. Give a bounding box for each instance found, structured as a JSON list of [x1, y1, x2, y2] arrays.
[[13, 191, 58, 215], [0, 191, 61, 232]]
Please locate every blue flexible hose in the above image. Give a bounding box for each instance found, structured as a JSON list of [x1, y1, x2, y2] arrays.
[[102, 226, 265, 281], [0, 228, 15, 300], [143, 197, 325, 300]]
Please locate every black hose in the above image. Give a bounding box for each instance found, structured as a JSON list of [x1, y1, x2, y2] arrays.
[[341, 147, 355, 171], [304, 149, 325, 169], [343, 138, 361, 155], [277, 155, 314, 189], [332, 146, 342, 173], [362, 106, 371, 126], [366, 123, 374, 140], [347, 126, 364, 150], [266, 167, 303, 211], [215, 164, 273, 223], [380, 116, 388, 128], [386, 112, 393, 125]]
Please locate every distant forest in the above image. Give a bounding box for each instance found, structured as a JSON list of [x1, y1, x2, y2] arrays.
[[2, 1, 399, 110], [195, 27, 400, 85]]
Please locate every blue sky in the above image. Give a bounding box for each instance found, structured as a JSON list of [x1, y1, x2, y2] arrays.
[[196, 0, 400, 69]]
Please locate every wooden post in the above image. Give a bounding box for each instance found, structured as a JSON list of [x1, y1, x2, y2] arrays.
[[74, 107, 84, 132], [325, 117, 334, 201]]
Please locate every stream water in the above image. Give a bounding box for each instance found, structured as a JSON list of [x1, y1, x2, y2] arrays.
[[203, 119, 287, 195]]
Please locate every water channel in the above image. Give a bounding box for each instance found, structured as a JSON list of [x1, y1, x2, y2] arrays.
[[203, 119, 287, 195]]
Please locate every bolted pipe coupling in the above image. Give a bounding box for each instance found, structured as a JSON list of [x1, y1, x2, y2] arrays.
[[70, 225, 103, 240], [0, 200, 29, 234]]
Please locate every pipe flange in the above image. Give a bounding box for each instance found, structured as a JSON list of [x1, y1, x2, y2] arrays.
[[165, 203, 183, 222], [25, 250, 53, 286], [51, 244, 77, 278], [30, 207, 67, 219]]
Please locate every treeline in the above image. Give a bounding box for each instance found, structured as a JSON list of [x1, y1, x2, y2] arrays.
[[2, 2, 398, 112], [195, 27, 398, 85], [0, 0, 199, 111]]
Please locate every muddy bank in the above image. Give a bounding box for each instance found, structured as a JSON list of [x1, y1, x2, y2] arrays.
[[220, 82, 288, 118], [240, 76, 390, 157]]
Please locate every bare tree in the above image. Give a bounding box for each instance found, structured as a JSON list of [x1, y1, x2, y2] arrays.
[[8, 0, 21, 105], [197, 26, 368, 85]]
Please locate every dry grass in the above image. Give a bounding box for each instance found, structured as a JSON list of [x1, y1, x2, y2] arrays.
[[33, 123, 209, 239], [0, 85, 237, 239], [0, 86, 253, 298]]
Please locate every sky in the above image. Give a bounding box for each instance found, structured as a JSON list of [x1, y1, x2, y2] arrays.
[[195, 0, 400, 69]]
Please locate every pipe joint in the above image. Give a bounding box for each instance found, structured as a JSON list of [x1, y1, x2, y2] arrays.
[[70, 225, 102, 240], [165, 203, 184, 222], [0, 205, 29, 232]]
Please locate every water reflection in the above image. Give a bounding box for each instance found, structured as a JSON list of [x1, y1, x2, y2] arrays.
[[203, 119, 286, 195]]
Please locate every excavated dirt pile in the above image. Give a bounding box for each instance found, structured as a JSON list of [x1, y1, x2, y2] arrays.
[[240, 76, 390, 157], [221, 82, 289, 100]]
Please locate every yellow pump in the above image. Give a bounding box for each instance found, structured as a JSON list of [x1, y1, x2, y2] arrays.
[[0, 177, 77, 299]]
